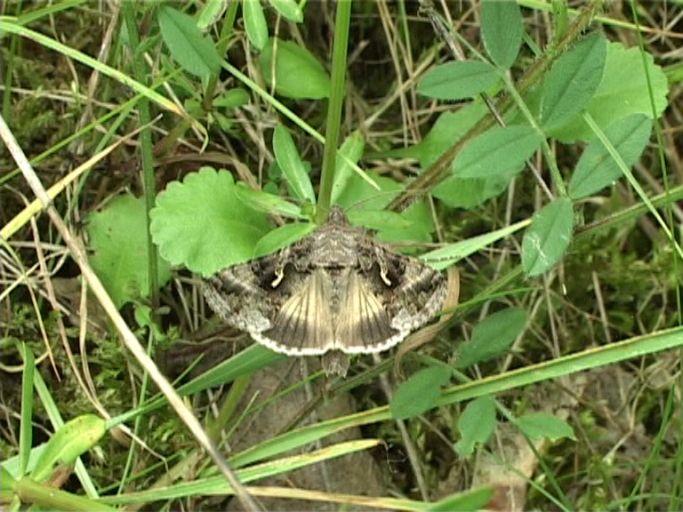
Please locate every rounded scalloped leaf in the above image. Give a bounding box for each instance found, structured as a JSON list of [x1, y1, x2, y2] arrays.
[[87, 194, 172, 308], [150, 168, 271, 277]]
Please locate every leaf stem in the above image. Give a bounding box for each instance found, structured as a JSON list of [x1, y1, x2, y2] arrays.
[[316, 0, 353, 223]]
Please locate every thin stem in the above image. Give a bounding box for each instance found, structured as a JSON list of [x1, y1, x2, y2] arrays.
[[316, 0, 353, 223], [122, 3, 159, 303], [203, 0, 240, 111]]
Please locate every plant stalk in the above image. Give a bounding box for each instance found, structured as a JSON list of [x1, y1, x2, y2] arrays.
[[316, 0, 353, 223], [122, 3, 159, 304]]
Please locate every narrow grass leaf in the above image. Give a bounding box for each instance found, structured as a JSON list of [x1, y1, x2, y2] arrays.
[[454, 125, 541, 178], [259, 38, 331, 99], [0, 21, 181, 117], [13, 479, 113, 512], [158, 5, 221, 81], [455, 307, 527, 369], [31, 415, 106, 482], [115, 325, 683, 479], [421, 219, 530, 271], [390, 366, 451, 420], [428, 487, 494, 511], [454, 396, 497, 456], [331, 131, 365, 204], [234, 182, 306, 219], [103, 440, 379, 504], [88, 195, 172, 308], [417, 61, 499, 100], [19, 344, 35, 476], [516, 412, 576, 441], [521, 197, 574, 277], [228, 406, 388, 468], [179, 345, 283, 397], [539, 32, 607, 130], [150, 168, 270, 276], [569, 114, 652, 199], [242, 0, 268, 50], [549, 42, 668, 142], [481, 0, 523, 69], [269, 0, 303, 22], [252, 222, 316, 258], [273, 125, 316, 202]]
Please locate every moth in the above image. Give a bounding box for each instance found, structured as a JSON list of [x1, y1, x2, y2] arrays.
[[202, 206, 447, 376]]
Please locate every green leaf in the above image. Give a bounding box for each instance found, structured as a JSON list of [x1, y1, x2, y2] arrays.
[[252, 222, 316, 258], [455, 307, 527, 369], [454, 396, 497, 456], [259, 38, 331, 99], [269, 0, 303, 22], [331, 131, 365, 204], [242, 0, 268, 50], [516, 412, 576, 441], [158, 5, 221, 81], [569, 114, 652, 199], [197, 0, 228, 30], [454, 125, 541, 178], [396, 104, 488, 169], [19, 344, 34, 476], [432, 174, 513, 210], [333, 172, 434, 245], [150, 168, 270, 276], [234, 183, 306, 219], [273, 125, 316, 203], [0, 465, 16, 492], [88, 195, 172, 308], [522, 197, 574, 276], [549, 42, 668, 142], [481, 0, 523, 69], [347, 209, 414, 231], [417, 60, 499, 100], [390, 366, 451, 420], [212, 88, 250, 109], [421, 220, 529, 271], [539, 32, 607, 130], [428, 487, 494, 511], [31, 415, 106, 482]]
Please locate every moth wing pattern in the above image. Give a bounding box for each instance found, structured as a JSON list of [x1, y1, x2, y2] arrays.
[[335, 270, 403, 353], [202, 207, 449, 362], [259, 269, 334, 354], [366, 246, 448, 336], [201, 253, 282, 336]]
